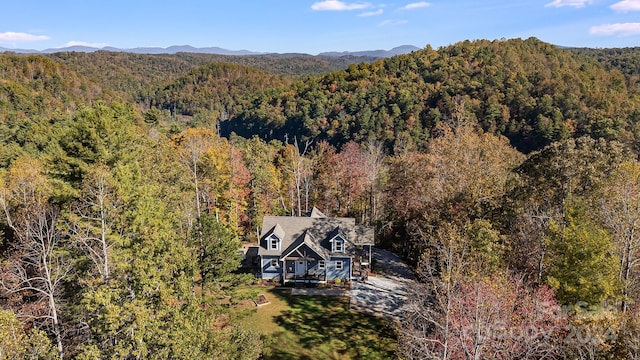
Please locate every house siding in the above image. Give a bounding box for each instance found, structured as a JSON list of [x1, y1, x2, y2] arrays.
[[261, 256, 281, 280], [285, 260, 295, 274], [327, 257, 351, 281], [265, 257, 351, 282], [257, 213, 373, 284], [306, 259, 326, 279], [285, 259, 326, 278]]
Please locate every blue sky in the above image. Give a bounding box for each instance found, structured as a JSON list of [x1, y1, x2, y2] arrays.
[[1, 0, 639, 54]]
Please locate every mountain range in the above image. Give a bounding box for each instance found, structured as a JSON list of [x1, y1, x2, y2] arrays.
[[0, 44, 420, 58], [317, 45, 420, 58]]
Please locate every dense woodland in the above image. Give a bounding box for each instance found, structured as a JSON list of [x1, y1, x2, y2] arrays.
[[1, 37, 640, 358]]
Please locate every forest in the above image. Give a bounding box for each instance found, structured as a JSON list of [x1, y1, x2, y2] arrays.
[[1, 37, 640, 359]]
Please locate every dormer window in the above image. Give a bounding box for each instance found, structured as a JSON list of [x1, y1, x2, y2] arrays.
[[332, 236, 345, 253], [268, 234, 281, 251]]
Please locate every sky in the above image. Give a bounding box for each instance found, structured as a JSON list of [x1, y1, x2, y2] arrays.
[[1, 0, 640, 54]]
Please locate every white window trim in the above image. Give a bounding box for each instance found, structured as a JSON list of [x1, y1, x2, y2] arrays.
[[335, 260, 343, 270], [332, 237, 345, 253], [270, 259, 278, 267], [318, 260, 326, 270], [269, 234, 280, 251]]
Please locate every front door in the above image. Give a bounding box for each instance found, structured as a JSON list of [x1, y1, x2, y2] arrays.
[[295, 260, 306, 276]]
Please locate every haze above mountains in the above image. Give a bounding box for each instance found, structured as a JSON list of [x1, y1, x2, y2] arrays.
[[0, 44, 420, 58]]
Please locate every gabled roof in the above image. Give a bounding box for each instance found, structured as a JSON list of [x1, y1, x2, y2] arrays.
[[352, 225, 375, 246], [281, 231, 329, 260], [307, 207, 327, 218], [327, 226, 348, 242], [264, 223, 285, 240], [257, 212, 374, 257]]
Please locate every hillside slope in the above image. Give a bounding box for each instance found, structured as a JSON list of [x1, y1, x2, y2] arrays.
[[0, 54, 116, 117], [223, 38, 639, 153], [151, 62, 291, 119], [47, 51, 377, 104]]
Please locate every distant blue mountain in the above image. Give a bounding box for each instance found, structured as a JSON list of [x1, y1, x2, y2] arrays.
[[40, 46, 103, 53], [0, 45, 263, 56], [318, 45, 420, 58], [0, 44, 419, 57], [125, 45, 262, 55], [0, 47, 38, 54]]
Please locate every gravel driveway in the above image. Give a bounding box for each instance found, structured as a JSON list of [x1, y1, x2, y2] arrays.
[[349, 248, 414, 321], [286, 248, 414, 320]]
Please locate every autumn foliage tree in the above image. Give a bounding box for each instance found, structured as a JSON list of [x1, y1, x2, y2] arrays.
[[601, 161, 640, 312], [508, 137, 628, 284], [0, 308, 56, 359], [6, 37, 640, 359], [400, 274, 567, 360], [384, 122, 523, 262], [64, 163, 121, 286], [0, 156, 70, 358]]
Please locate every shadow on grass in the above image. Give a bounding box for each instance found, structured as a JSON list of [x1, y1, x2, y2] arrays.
[[262, 291, 397, 360]]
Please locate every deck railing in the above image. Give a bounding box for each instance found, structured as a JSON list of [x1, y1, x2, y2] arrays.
[[284, 273, 324, 281]]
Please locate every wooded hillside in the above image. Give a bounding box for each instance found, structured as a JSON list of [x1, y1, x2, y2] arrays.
[[47, 51, 375, 103], [1, 38, 640, 359], [151, 62, 291, 119], [224, 38, 640, 154]]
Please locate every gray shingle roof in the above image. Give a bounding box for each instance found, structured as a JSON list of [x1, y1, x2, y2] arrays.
[[281, 231, 330, 260], [257, 214, 374, 258], [307, 207, 327, 218]]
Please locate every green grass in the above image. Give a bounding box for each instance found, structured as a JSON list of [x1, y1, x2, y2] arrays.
[[236, 287, 397, 359]]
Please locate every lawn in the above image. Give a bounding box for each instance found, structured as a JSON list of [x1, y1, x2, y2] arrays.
[[236, 287, 397, 360]]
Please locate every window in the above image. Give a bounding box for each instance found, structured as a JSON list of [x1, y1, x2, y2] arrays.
[[269, 235, 279, 250], [318, 260, 326, 270], [332, 236, 344, 253], [335, 261, 343, 270], [270, 259, 278, 267]]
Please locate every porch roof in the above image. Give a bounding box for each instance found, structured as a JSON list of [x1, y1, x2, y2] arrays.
[[280, 231, 329, 260]]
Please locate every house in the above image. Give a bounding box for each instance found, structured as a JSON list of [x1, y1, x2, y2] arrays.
[[257, 208, 374, 284]]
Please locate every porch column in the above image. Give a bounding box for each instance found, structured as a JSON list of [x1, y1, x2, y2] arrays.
[[324, 263, 327, 282], [305, 259, 310, 284], [350, 257, 353, 281]]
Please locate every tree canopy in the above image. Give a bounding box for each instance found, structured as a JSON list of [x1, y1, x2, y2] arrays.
[[2, 38, 640, 358]]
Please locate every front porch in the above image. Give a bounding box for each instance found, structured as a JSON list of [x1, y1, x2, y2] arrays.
[[282, 257, 326, 284]]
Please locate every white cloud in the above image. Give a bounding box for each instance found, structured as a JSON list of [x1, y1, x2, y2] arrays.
[[358, 9, 383, 16], [401, 2, 430, 10], [0, 31, 49, 44], [378, 19, 409, 26], [590, 22, 640, 36], [611, 0, 640, 12], [545, 0, 593, 8], [311, 0, 371, 11], [58, 41, 108, 48]]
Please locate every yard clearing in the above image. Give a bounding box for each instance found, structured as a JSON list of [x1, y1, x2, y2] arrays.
[[238, 287, 397, 359], [236, 247, 413, 359]]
